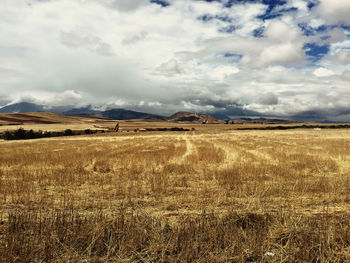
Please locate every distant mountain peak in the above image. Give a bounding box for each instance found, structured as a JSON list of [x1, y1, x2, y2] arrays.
[[0, 102, 45, 113]]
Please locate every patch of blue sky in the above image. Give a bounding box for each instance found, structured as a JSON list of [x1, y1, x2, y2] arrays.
[[200, 0, 221, 3], [215, 53, 242, 64], [303, 43, 330, 62], [200, 0, 287, 9], [199, 0, 297, 22], [341, 25, 350, 32], [257, 7, 297, 21], [198, 14, 233, 23], [253, 26, 265, 37], [198, 14, 237, 33], [224, 53, 242, 60], [218, 0, 286, 8], [198, 14, 213, 22], [298, 23, 329, 36], [219, 25, 237, 33], [150, 0, 170, 7], [223, 53, 238, 57], [307, 1, 317, 10]]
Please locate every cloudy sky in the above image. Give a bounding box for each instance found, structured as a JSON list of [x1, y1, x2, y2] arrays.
[[0, 0, 350, 120]]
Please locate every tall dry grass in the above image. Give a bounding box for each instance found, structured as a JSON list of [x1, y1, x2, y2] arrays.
[[1, 129, 350, 262]]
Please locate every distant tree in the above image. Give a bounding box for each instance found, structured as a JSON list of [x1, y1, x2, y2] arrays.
[[3, 131, 12, 140], [27, 129, 35, 139], [43, 131, 52, 138], [84, 129, 98, 135], [14, 128, 26, 139], [37, 130, 43, 137], [64, 129, 73, 136]]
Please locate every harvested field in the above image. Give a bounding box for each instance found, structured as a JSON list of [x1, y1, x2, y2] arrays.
[[1, 128, 350, 262], [0, 112, 110, 130]]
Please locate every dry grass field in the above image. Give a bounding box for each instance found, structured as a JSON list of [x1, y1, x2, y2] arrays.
[[0, 112, 341, 133], [0, 112, 114, 133], [1, 126, 350, 262]]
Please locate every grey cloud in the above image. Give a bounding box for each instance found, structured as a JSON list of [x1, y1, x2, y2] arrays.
[[0, 46, 33, 57], [258, 92, 279, 105], [32, 0, 146, 11], [316, 0, 350, 26], [95, 43, 114, 56], [342, 71, 350, 80], [328, 28, 347, 43], [60, 31, 99, 48], [60, 31, 115, 56], [157, 59, 182, 75], [323, 51, 350, 65], [292, 107, 350, 122], [96, 0, 146, 11], [0, 98, 11, 107], [0, 67, 21, 77], [279, 90, 301, 97], [189, 98, 240, 109], [122, 31, 148, 45], [34, 0, 53, 3]]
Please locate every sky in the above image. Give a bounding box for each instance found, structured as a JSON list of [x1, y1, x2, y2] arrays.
[[0, 0, 350, 120]]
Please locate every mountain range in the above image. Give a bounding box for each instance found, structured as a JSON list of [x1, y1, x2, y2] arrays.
[[1, 101, 336, 123], [0, 102, 46, 113], [0, 102, 263, 121], [0, 102, 164, 120]]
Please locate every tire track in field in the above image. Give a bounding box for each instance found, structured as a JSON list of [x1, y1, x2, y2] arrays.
[[212, 138, 239, 166], [182, 136, 195, 160], [169, 135, 196, 164]]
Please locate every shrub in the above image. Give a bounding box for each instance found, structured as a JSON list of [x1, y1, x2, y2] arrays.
[[84, 129, 98, 135], [64, 129, 73, 136], [3, 131, 13, 140], [84, 129, 93, 134], [14, 128, 27, 139]]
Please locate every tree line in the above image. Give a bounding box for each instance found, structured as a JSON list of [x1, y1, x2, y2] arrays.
[[2, 128, 101, 140]]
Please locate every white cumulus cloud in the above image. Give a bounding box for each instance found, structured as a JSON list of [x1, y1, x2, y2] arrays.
[[313, 67, 335, 77]]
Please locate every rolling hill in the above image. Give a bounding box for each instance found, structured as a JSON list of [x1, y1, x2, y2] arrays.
[[167, 112, 224, 124], [0, 103, 164, 120]]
